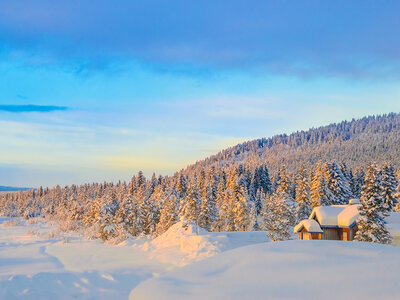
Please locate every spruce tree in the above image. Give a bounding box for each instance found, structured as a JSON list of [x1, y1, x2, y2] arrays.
[[198, 185, 218, 231], [295, 165, 312, 222], [275, 165, 296, 226], [156, 191, 178, 235], [180, 182, 201, 232], [325, 160, 352, 204], [234, 187, 250, 231], [262, 193, 292, 241], [380, 162, 399, 212], [310, 161, 332, 207], [355, 164, 391, 244], [354, 168, 365, 199]]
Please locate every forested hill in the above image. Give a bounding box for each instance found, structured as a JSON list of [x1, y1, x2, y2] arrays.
[[2, 113, 400, 241], [184, 113, 400, 176]]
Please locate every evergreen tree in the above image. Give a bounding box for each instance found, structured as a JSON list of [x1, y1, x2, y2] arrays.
[[310, 161, 331, 207], [176, 174, 188, 199], [180, 182, 201, 232], [262, 193, 292, 241], [275, 165, 296, 225], [156, 190, 178, 235], [295, 165, 312, 222], [249, 202, 259, 231], [198, 184, 218, 231], [234, 187, 250, 231], [354, 168, 365, 199], [380, 162, 399, 212], [254, 188, 265, 215], [325, 160, 352, 204], [259, 165, 272, 195], [355, 164, 391, 244]]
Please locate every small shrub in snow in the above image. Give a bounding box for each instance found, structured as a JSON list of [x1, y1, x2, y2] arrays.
[[45, 230, 59, 239], [26, 217, 41, 225], [2, 219, 22, 227], [26, 228, 40, 237], [57, 218, 82, 232], [62, 236, 71, 244]]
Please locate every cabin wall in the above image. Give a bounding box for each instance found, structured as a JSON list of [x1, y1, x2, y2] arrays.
[[323, 228, 340, 240], [298, 229, 322, 240], [351, 225, 358, 241], [312, 233, 322, 240]]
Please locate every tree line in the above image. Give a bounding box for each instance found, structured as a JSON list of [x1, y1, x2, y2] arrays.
[[0, 160, 398, 243]]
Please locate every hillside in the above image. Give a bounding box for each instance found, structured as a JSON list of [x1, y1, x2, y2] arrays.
[[0, 186, 32, 192], [1, 112, 399, 244], [184, 113, 400, 175]]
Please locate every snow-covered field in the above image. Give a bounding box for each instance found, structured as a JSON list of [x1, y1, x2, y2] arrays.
[[131, 241, 400, 300], [0, 214, 400, 299]]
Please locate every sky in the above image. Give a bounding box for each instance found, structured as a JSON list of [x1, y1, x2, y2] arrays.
[[1, 0, 400, 187]]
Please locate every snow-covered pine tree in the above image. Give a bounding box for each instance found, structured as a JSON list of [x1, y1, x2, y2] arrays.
[[295, 165, 312, 222], [310, 161, 331, 207], [198, 184, 218, 231], [180, 182, 201, 232], [396, 170, 400, 212], [254, 188, 265, 215], [156, 190, 178, 235], [262, 193, 292, 241], [249, 202, 259, 231], [259, 165, 272, 195], [355, 164, 391, 244], [176, 173, 188, 200], [115, 192, 138, 237], [380, 162, 399, 212], [137, 195, 157, 235], [325, 160, 352, 204], [234, 186, 250, 231], [353, 168, 365, 199], [275, 165, 296, 226]]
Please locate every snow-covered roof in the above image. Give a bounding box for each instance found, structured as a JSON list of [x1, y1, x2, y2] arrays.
[[294, 219, 323, 233], [309, 204, 361, 227]]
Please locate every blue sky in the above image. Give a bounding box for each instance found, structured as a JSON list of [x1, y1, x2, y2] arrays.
[[1, 0, 400, 187]]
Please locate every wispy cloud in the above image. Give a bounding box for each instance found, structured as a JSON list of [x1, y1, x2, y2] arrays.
[[0, 104, 68, 113], [1, 1, 399, 79]]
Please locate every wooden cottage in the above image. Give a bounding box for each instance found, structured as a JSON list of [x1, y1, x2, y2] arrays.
[[294, 199, 360, 241]]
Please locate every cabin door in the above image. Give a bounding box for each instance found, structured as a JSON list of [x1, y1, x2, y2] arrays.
[[342, 230, 348, 241]]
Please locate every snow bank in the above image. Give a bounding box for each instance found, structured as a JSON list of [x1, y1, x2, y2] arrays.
[[130, 240, 400, 300], [143, 221, 224, 267], [0, 217, 167, 299]]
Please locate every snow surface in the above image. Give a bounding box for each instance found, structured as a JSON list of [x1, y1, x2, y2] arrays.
[[141, 221, 269, 268], [0, 218, 267, 299], [0, 215, 400, 299], [293, 219, 323, 233], [130, 240, 400, 300]]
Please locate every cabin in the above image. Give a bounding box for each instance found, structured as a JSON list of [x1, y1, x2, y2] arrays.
[[294, 199, 360, 241]]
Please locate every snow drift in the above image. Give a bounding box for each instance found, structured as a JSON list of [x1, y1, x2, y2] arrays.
[[130, 240, 400, 300], [140, 220, 268, 267]]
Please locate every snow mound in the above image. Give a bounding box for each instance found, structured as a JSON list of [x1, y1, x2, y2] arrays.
[[130, 240, 400, 300], [144, 221, 220, 267]]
